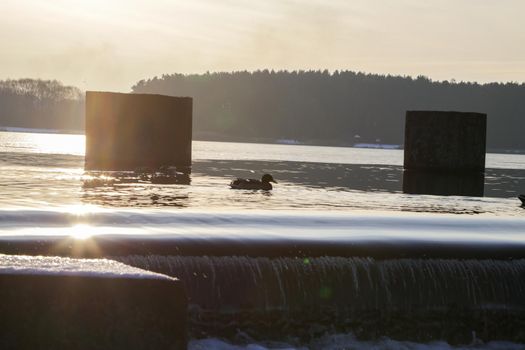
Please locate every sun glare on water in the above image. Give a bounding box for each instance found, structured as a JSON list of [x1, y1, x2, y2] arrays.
[[70, 224, 93, 240], [35, 133, 85, 156], [2, 132, 86, 156], [63, 204, 102, 215], [62, 205, 104, 240]]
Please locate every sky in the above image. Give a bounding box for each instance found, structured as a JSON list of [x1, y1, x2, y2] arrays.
[[1, 0, 524, 92]]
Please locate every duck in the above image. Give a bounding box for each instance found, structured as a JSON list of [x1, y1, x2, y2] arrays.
[[230, 174, 277, 190], [519, 194, 525, 206]]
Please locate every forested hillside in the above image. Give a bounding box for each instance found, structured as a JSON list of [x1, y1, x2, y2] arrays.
[[1, 73, 524, 151], [0, 79, 84, 131], [133, 71, 525, 150]]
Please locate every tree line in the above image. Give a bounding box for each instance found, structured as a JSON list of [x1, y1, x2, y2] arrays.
[[0, 79, 84, 131], [1, 73, 524, 151], [133, 70, 525, 150]]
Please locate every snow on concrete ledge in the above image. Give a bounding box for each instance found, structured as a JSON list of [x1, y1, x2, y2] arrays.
[[0, 253, 176, 280]]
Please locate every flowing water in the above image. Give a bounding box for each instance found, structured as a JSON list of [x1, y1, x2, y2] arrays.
[[1, 130, 525, 349]]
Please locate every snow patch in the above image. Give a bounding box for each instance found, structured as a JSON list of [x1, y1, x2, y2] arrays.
[[0, 254, 176, 280]]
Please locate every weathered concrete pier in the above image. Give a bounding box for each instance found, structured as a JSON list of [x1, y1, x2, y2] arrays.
[[85, 92, 192, 171], [403, 111, 487, 196]]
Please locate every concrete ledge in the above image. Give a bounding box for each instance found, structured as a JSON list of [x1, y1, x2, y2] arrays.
[[0, 255, 187, 350], [1, 234, 524, 260]]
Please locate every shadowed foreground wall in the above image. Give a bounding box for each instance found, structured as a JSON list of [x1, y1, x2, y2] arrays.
[[85, 92, 192, 170], [0, 255, 187, 350]]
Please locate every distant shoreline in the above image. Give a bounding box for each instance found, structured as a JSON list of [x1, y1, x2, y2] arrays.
[[1, 126, 524, 155], [0, 126, 83, 135]]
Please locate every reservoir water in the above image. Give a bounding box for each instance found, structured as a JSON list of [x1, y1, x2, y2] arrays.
[[1, 130, 525, 349], [1, 131, 524, 214]]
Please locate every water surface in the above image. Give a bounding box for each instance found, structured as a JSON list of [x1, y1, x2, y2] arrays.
[[1, 131, 524, 216]]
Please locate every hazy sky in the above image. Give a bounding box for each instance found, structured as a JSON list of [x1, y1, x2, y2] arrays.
[[1, 0, 524, 92]]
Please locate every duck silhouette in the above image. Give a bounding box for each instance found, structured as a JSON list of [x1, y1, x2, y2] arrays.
[[230, 174, 277, 190]]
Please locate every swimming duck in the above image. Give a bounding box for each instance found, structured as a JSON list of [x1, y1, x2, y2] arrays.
[[519, 194, 525, 206], [230, 174, 277, 190]]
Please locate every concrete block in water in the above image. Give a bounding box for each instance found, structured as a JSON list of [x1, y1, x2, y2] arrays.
[[403, 111, 486, 196], [403, 170, 485, 197], [85, 91, 192, 170], [404, 111, 487, 171], [0, 254, 187, 350]]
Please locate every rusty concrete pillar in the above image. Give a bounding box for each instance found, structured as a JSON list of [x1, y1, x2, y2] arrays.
[[403, 111, 486, 196], [85, 92, 192, 171]]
